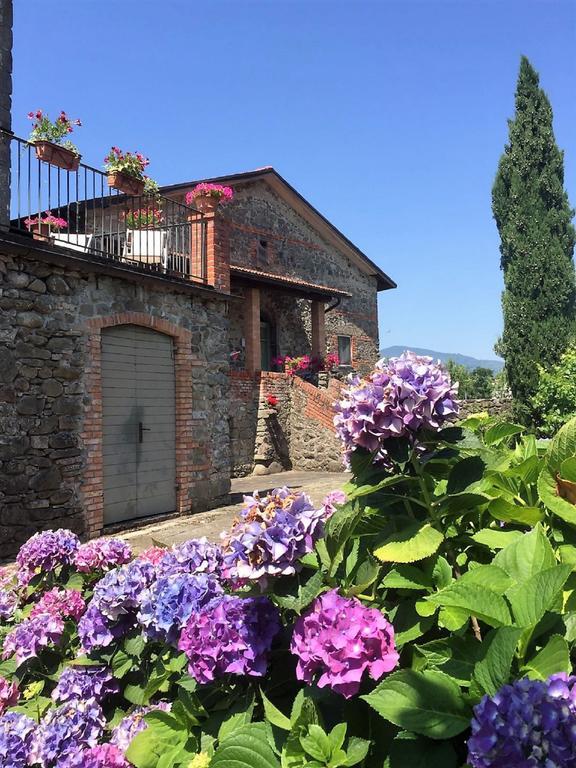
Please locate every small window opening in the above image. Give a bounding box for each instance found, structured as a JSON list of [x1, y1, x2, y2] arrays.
[[337, 335, 352, 366]]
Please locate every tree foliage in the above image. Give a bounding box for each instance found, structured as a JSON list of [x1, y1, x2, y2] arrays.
[[445, 361, 494, 399], [531, 344, 576, 436], [493, 56, 576, 416]]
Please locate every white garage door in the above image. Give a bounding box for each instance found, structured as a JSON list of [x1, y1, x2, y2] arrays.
[[101, 325, 176, 524]]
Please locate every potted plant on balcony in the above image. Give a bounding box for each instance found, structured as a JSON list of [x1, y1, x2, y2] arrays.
[[121, 206, 164, 229], [104, 147, 148, 196], [185, 183, 234, 214], [24, 211, 68, 241], [27, 109, 82, 171]]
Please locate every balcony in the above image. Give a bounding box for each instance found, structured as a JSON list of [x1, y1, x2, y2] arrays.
[[1, 132, 208, 284]]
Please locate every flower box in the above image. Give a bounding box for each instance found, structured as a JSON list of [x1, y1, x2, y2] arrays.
[[33, 140, 80, 172], [107, 171, 145, 197], [192, 194, 220, 214]]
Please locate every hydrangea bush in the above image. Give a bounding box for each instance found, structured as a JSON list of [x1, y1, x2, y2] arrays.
[[4, 351, 576, 767]]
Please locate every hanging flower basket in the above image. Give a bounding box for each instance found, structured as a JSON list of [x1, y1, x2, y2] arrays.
[[107, 170, 145, 197], [33, 140, 80, 172]]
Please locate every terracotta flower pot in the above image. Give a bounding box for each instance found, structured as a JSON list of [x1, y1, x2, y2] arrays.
[[33, 141, 80, 172], [191, 194, 220, 214], [107, 171, 145, 197], [27, 222, 60, 241]]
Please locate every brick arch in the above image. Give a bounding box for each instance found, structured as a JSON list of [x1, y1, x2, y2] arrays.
[[81, 312, 198, 537]]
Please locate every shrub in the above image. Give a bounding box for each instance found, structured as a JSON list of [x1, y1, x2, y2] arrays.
[[4, 351, 576, 766], [531, 345, 576, 436]]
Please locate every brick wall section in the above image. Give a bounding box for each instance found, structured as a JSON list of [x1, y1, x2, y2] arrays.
[[218, 180, 380, 375], [204, 212, 230, 294], [228, 370, 345, 475], [0, 244, 230, 559]]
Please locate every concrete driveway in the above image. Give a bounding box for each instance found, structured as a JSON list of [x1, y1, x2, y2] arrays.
[[120, 470, 350, 553]]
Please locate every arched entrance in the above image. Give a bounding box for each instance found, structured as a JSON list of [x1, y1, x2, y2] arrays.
[[101, 324, 176, 524]]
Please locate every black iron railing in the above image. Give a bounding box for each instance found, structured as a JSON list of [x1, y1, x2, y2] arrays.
[[2, 132, 208, 283]]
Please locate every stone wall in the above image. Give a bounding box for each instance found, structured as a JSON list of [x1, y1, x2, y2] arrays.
[[458, 398, 513, 419], [223, 180, 380, 375], [0, 239, 230, 559], [229, 371, 344, 476], [289, 376, 344, 472]]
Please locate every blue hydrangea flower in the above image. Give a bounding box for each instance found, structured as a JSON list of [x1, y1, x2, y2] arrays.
[[137, 572, 223, 645], [52, 665, 118, 704], [78, 559, 155, 651], [0, 712, 35, 768], [155, 538, 222, 578], [30, 700, 104, 767], [468, 674, 576, 768]]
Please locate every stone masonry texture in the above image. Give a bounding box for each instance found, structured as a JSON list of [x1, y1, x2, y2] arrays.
[[0, 243, 230, 559]]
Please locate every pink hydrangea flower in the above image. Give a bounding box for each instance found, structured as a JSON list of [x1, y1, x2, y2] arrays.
[[0, 676, 19, 715], [320, 490, 347, 519], [30, 588, 85, 621], [74, 539, 132, 573], [137, 546, 168, 566], [290, 589, 399, 698]]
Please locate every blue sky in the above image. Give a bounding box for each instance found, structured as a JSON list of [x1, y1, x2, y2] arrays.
[[12, 0, 576, 360]]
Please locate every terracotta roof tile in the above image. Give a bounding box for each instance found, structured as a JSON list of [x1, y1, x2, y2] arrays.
[[230, 265, 352, 298]]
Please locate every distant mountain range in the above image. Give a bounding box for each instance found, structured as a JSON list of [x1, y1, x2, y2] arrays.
[[379, 346, 504, 373]]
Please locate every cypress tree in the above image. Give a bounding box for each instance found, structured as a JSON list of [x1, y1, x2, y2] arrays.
[[493, 56, 576, 417]]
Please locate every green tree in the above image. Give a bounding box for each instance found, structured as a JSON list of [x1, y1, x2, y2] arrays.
[[469, 367, 494, 399], [493, 56, 576, 419], [445, 360, 472, 399], [531, 344, 576, 436]]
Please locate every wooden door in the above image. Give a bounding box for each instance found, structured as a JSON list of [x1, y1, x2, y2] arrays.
[[101, 325, 176, 524]]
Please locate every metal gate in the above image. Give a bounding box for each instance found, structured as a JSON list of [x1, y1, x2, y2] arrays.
[[101, 325, 176, 524]]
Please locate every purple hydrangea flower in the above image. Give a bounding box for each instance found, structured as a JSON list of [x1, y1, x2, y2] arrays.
[[0, 677, 19, 715], [468, 673, 576, 768], [2, 613, 64, 666], [60, 743, 130, 768], [78, 559, 155, 651], [156, 538, 222, 578], [320, 490, 347, 519], [91, 559, 155, 621], [111, 702, 171, 752], [78, 603, 121, 652], [290, 589, 399, 698], [178, 595, 280, 684], [221, 487, 324, 584], [30, 700, 105, 768], [16, 529, 80, 586], [75, 538, 132, 573], [30, 587, 85, 621], [52, 665, 118, 704], [138, 572, 223, 645], [0, 589, 18, 621], [333, 351, 459, 466], [0, 712, 35, 768]]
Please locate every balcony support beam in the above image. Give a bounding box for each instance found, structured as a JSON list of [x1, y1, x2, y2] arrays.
[[244, 286, 261, 374], [311, 299, 326, 359]]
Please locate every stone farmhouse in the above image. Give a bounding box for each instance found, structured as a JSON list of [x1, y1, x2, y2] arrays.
[[0, 1, 395, 558]]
